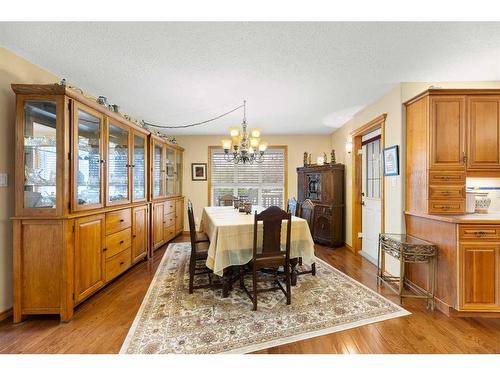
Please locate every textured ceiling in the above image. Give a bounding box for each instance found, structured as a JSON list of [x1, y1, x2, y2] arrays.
[[1, 22, 500, 135]]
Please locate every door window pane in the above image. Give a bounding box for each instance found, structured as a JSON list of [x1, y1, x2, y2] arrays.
[[108, 124, 129, 202], [175, 151, 182, 195], [133, 135, 146, 200], [76, 110, 101, 206], [23, 101, 57, 208], [365, 138, 381, 199]]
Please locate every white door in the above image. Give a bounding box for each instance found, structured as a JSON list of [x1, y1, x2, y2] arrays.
[[360, 131, 382, 265]]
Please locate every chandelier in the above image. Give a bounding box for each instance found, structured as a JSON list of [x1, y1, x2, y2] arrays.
[[221, 100, 267, 164]]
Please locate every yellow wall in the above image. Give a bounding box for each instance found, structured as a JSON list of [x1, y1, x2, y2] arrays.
[[175, 134, 332, 229], [0, 47, 59, 313]]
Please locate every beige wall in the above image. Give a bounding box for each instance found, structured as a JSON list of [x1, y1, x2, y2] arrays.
[[0, 47, 59, 313], [175, 135, 332, 230]]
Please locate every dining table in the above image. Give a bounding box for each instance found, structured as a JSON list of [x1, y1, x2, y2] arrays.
[[199, 205, 316, 296]]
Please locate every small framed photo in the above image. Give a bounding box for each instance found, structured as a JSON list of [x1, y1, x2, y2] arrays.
[[191, 163, 207, 181], [383, 145, 399, 176]]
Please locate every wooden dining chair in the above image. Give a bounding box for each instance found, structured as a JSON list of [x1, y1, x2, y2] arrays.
[[218, 194, 238, 207], [187, 200, 213, 294], [297, 199, 316, 275], [287, 197, 298, 216], [240, 206, 292, 311]]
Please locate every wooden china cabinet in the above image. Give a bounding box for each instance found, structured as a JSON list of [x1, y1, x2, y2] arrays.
[[149, 133, 184, 252], [11, 84, 184, 322]]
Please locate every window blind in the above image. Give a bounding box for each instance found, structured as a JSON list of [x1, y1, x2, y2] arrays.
[[210, 147, 286, 208]]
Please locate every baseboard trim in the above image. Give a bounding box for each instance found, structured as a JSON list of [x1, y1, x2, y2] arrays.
[[0, 307, 13, 323], [344, 243, 353, 251]]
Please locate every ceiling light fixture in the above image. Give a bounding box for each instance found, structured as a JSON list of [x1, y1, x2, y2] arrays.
[[221, 100, 267, 164]]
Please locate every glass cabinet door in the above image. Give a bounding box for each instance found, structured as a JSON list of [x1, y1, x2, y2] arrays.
[[23, 101, 58, 209], [107, 123, 130, 204], [175, 150, 182, 195], [165, 147, 175, 196], [132, 133, 146, 201], [152, 142, 164, 198], [75, 107, 103, 209]]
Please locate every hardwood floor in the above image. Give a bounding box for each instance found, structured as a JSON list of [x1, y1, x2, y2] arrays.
[[0, 236, 499, 354]]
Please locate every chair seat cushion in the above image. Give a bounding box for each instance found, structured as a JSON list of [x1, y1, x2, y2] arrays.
[[194, 241, 209, 260], [195, 232, 210, 243], [252, 254, 286, 268]]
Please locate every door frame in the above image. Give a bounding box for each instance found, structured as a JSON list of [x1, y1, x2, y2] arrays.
[[350, 113, 387, 253]]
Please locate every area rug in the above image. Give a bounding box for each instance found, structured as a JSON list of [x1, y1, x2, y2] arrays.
[[120, 242, 410, 354]]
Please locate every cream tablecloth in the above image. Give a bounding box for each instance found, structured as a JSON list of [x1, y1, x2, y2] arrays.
[[199, 206, 315, 276]]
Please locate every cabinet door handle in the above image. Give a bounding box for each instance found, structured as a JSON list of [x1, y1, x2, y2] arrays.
[[133, 234, 137, 238], [120, 261, 125, 266], [120, 219, 125, 222], [103, 248, 107, 252], [120, 240, 124, 244]]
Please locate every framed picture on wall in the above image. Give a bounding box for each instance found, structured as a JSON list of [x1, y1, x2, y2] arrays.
[[383, 145, 399, 176], [191, 163, 207, 181]]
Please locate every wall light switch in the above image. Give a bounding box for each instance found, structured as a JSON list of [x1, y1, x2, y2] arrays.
[[0, 173, 7, 187]]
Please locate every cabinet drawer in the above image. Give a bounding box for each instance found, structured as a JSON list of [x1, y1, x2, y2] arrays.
[[164, 201, 175, 215], [429, 171, 465, 185], [164, 224, 176, 242], [459, 225, 500, 241], [105, 208, 132, 235], [428, 199, 465, 214], [105, 248, 131, 282], [164, 212, 175, 227], [105, 227, 132, 258], [429, 185, 465, 199]]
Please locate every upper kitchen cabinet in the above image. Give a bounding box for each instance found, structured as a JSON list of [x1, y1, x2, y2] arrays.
[[467, 96, 500, 171], [429, 96, 466, 170]]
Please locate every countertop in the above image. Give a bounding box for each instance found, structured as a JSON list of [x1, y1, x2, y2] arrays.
[[405, 211, 500, 224]]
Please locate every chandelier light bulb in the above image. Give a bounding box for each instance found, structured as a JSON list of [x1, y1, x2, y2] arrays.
[[250, 138, 260, 148], [229, 128, 240, 137], [259, 142, 268, 152], [221, 139, 232, 150], [251, 128, 261, 138]]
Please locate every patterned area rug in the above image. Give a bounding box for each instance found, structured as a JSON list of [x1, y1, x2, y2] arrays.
[[120, 242, 409, 354]]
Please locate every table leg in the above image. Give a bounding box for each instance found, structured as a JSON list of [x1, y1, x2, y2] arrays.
[[290, 258, 298, 286]]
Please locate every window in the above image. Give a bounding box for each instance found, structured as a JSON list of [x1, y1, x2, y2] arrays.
[[209, 147, 286, 208], [364, 138, 381, 199]]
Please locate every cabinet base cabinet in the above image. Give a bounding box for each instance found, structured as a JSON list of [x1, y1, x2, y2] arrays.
[[405, 213, 500, 316], [151, 197, 185, 252], [12, 204, 153, 323]]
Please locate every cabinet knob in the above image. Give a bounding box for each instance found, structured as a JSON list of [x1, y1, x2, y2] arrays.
[[120, 261, 125, 266], [133, 234, 137, 238], [120, 240, 124, 244], [103, 248, 107, 252], [120, 219, 124, 222]]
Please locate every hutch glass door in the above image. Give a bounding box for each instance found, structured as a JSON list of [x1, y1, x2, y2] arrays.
[[165, 147, 175, 196], [175, 150, 182, 195], [107, 123, 130, 204], [75, 108, 103, 209], [23, 101, 57, 209], [133, 134, 146, 201], [152, 142, 163, 198]]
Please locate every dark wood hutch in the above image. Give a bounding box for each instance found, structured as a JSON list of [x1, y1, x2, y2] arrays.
[[297, 164, 345, 247]]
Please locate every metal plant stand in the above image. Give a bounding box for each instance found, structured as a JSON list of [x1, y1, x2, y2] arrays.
[[377, 233, 437, 310]]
